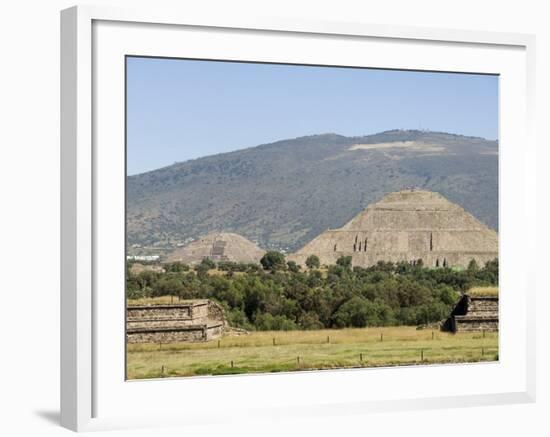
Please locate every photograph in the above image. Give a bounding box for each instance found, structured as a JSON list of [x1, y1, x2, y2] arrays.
[[0, 0, 543, 434], [125, 56, 499, 379]]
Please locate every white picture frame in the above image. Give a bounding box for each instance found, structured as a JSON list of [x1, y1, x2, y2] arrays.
[[60, 5, 536, 432]]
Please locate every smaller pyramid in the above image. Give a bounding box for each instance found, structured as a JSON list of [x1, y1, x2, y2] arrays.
[[166, 232, 265, 265], [288, 189, 498, 269]]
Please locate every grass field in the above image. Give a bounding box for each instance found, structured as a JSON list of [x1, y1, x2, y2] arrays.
[[126, 326, 498, 379], [127, 295, 192, 305], [468, 286, 499, 296]]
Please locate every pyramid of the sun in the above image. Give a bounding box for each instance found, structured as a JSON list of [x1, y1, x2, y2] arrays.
[[288, 189, 498, 269], [166, 232, 265, 265]]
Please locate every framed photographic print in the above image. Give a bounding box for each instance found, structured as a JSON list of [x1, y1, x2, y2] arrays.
[[61, 5, 536, 432]]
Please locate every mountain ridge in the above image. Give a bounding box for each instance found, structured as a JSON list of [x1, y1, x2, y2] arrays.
[[128, 129, 496, 177], [127, 130, 498, 252]]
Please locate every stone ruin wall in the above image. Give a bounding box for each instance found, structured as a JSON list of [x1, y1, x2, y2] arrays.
[[444, 295, 499, 333], [126, 300, 226, 344], [452, 317, 498, 333], [127, 324, 224, 344], [207, 300, 225, 323]]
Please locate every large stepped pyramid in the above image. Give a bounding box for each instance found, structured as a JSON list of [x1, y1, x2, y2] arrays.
[[288, 189, 498, 269]]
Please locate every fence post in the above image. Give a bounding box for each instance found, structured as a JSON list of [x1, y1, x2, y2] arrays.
[[482, 347, 485, 357], [360, 353, 363, 363], [327, 335, 330, 344], [380, 333, 383, 342], [273, 337, 276, 346], [218, 339, 221, 348], [161, 365, 165, 377], [231, 360, 234, 368], [421, 349, 424, 361], [297, 356, 300, 365], [432, 331, 434, 340]]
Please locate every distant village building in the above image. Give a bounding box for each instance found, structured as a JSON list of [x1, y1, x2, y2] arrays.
[[127, 255, 160, 262], [288, 189, 498, 269]]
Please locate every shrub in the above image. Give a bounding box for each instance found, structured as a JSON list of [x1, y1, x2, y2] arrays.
[[332, 297, 380, 328], [298, 312, 324, 330], [287, 260, 300, 273], [254, 313, 297, 331], [127, 253, 498, 330], [164, 262, 189, 272], [199, 258, 216, 270], [305, 255, 320, 269], [336, 256, 352, 270], [260, 251, 286, 271]]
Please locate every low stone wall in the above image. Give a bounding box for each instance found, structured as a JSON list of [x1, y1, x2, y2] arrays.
[[453, 316, 498, 333], [127, 300, 210, 322], [207, 300, 225, 324], [205, 323, 224, 340], [127, 322, 224, 344], [127, 319, 202, 330]]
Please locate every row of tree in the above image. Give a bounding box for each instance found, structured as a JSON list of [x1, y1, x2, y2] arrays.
[[126, 252, 498, 331]]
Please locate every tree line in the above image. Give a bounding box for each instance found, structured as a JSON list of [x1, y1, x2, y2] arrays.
[[126, 253, 498, 331]]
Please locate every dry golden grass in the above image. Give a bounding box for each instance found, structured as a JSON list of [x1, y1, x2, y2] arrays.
[[126, 326, 498, 379], [127, 295, 198, 305], [468, 286, 499, 297]]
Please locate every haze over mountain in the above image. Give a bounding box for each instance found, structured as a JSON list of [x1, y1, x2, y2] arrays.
[[127, 129, 498, 252]]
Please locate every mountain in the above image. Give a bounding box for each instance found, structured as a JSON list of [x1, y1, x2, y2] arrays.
[[127, 130, 498, 252]]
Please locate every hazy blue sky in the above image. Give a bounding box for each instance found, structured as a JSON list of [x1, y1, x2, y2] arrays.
[[127, 57, 498, 175]]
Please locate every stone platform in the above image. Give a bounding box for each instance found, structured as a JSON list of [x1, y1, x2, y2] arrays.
[[126, 300, 226, 343], [443, 295, 498, 333]]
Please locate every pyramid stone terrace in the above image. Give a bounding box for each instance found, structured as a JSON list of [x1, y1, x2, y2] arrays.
[[126, 299, 226, 344], [442, 294, 499, 333]]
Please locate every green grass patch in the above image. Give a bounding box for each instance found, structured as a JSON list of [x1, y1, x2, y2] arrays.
[[127, 326, 498, 379]]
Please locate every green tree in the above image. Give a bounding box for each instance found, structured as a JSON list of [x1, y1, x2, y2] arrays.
[[254, 313, 297, 331], [336, 255, 352, 270], [438, 285, 459, 306], [467, 258, 479, 272], [305, 255, 320, 269], [127, 249, 499, 330], [200, 258, 216, 270], [332, 297, 378, 328], [154, 276, 183, 297], [286, 260, 300, 273], [260, 251, 286, 271], [298, 311, 324, 330], [164, 262, 189, 273]]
